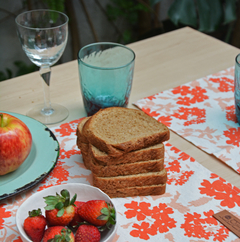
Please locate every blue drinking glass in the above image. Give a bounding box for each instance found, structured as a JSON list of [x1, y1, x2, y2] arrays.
[[235, 54, 240, 125], [78, 42, 135, 116]]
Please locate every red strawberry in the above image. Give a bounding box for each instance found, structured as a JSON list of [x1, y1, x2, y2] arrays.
[[78, 200, 116, 227], [69, 201, 85, 229], [23, 208, 47, 242], [42, 226, 74, 242], [44, 189, 77, 226], [75, 224, 100, 242]]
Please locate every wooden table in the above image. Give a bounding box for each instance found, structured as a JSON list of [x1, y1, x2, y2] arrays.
[[1, 27, 239, 189]]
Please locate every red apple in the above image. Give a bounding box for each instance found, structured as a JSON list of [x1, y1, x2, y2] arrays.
[[0, 113, 32, 175]]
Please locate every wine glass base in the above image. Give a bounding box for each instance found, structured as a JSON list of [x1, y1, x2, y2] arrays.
[[27, 103, 69, 125]]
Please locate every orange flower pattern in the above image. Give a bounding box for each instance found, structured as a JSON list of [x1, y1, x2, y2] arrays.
[[124, 201, 176, 239], [209, 77, 234, 92], [124, 201, 152, 220], [172, 85, 209, 106], [142, 107, 173, 127], [226, 105, 238, 122], [199, 176, 240, 208], [1, 119, 240, 241], [223, 127, 240, 147], [172, 107, 206, 126], [165, 144, 194, 186], [0, 204, 11, 229], [55, 118, 83, 137], [181, 210, 229, 241], [135, 66, 240, 174]]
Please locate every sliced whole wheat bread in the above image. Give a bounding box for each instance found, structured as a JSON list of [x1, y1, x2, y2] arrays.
[[76, 117, 91, 169], [100, 184, 166, 198], [89, 151, 165, 177], [76, 135, 88, 154], [82, 107, 170, 157], [76, 108, 168, 198], [76, 116, 91, 144], [89, 143, 164, 166], [77, 113, 166, 167], [77, 128, 165, 176], [77, 141, 90, 169], [92, 169, 167, 190]]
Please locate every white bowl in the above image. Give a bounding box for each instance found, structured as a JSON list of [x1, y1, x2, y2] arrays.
[[16, 183, 117, 242]]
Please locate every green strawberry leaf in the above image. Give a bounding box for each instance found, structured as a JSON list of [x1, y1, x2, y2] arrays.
[[70, 194, 77, 205], [44, 200, 57, 205], [43, 196, 58, 205], [110, 209, 116, 219], [55, 202, 64, 210], [44, 205, 55, 210], [44, 195, 56, 200], [101, 207, 110, 216], [60, 228, 72, 242], [57, 208, 65, 217], [97, 214, 108, 220], [64, 197, 70, 207], [61, 189, 70, 199], [108, 216, 116, 225]]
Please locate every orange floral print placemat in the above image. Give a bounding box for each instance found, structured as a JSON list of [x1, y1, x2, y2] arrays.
[[134, 67, 240, 174], [1, 118, 240, 241]]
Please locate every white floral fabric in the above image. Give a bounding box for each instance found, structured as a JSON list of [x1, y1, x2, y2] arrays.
[[1, 117, 239, 241], [134, 67, 240, 174]]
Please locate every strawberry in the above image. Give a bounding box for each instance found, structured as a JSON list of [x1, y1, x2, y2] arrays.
[[68, 201, 85, 230], [75, 224, 100, 242], [42, 226, 74, 242], [23, 208, 47, 242], [78, 200, 116, 227], [44, 189, 77, 226]]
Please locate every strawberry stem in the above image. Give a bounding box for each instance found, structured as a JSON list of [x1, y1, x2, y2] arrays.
[[28, 208, 42, 217], [0, 113, 3, 128]]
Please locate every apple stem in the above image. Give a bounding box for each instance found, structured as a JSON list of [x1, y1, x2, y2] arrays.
[[0, 113, 3, 128]]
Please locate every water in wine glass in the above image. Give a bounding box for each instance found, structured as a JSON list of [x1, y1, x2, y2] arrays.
[[23, 41, 66, 67]]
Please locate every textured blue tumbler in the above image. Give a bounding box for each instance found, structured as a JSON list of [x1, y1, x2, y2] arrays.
[[78, 42, 135, 116], [235, 54, 240, 124]]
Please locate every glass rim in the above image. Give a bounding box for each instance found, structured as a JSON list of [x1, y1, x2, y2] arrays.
[[77, 42, 136, 70], [15, 9, 69, 30], [235, 53, 240, 67]]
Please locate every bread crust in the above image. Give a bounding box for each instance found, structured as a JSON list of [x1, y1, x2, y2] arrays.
[[76, 116, 91, 144], [90, 153, 165, 177], [92, 169, 167, 190], [77, 141, 91, 169], [101, 184, 166, 198], [89, 143, 164, 166]]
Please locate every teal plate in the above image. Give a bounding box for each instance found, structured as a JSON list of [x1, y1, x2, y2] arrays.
[[0, 111, 59, 200]]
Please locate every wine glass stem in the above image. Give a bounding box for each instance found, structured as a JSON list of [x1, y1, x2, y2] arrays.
[[39, 65, 53, 116]]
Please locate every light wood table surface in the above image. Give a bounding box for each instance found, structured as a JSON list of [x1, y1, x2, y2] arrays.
[[1, 27, 239, 189]]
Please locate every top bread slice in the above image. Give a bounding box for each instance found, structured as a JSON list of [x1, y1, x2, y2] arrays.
[[77, 116, 165, 166], [82, 107, 170, 157]]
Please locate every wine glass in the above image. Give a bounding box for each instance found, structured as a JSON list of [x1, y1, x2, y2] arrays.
[[15, 9, 69, 125]]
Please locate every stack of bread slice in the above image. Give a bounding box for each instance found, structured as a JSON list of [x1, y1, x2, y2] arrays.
[[76, 107, 170, 198]]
